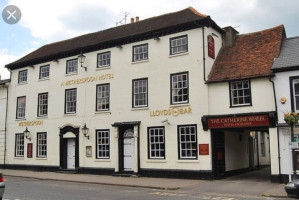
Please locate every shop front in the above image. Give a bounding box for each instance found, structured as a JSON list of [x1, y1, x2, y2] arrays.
[[202, 112, 276, 179]]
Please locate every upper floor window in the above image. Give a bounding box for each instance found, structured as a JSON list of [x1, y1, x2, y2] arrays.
[[97, 52, 110, 68], [171, 72, 189, 104], [292, 79, 299, 112], [178, 125, 197, 159], [230, 80, 251, 107], [96, 84, 110, 111], [170, 35, 188, 55], [16, 96, 26, 119], [15, 133, 24, 157], [133, 78, 148, 108], [38, 93, 48, 117], [133, 44, 148, 62], [18, 70, 28, 84], [65, 88, 77, 114], [148, 127, 165, 159], [66, 59, 78, 74], [39, 65, 50, 79]]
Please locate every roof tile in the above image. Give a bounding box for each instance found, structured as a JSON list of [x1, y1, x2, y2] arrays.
[[208, 25, 286, 82]]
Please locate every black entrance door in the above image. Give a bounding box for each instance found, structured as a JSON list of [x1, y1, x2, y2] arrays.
[[212, 131, 226, 179]]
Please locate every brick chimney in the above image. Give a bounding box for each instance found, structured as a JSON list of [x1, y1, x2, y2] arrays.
[[131, 18, 134, 23], [223, 26, 239, 47], [136, 16, 139, 22]]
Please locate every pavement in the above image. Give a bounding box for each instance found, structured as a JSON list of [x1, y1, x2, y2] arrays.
[[1, 168, 288, 199]]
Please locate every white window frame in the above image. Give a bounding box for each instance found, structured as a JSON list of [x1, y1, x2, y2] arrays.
[[37, 132, 47, 158], [178, 125, 197, 159], [15, 133, 24, 157], [148, 127, 165, 159], [96, 130, 110, 159], [170, 35, 188, 55], [18, 70, 28, 84], [133, 44, 148, 62], [230, 80, 251, 107], [96, 84, 110, 111], [97, 52, 111, 68], [171, 72, 188, 104], [133, 78, 148, 108], [65, 89, 77, 114], [16, 96, 26, 119], [293, 79, 299, 112], [38, 93, 48, 117], [66, 59, 78, 74], [39, 65, 50, 79]]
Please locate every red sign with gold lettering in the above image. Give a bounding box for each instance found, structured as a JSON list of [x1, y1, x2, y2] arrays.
[[27, 143, 32, 158], [208, 35, 215, 59], [208, 115, 269, 129], [199, 144, 209, 155]]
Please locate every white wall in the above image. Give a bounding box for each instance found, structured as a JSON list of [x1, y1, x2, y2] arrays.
[[225, 130, 249, 171], [5, 27, 223, 171], [208, 78, 276, 115]]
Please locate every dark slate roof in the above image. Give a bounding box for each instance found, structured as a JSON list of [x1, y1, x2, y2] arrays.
[[0, 79, 10, 85], [208, 25, 286, 83], [6, 7, 223, 70], [271, 36, 299, 72]]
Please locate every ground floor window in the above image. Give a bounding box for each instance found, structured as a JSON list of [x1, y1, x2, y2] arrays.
[[178, 125, 197, 159], [37, 132, 47, 158], [96, 130, 110, 159], [15, 133, 24, 157], [148, 127, 165, 159]]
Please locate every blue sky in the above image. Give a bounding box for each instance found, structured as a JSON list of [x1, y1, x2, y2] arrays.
[[0, 0, 299, 79]]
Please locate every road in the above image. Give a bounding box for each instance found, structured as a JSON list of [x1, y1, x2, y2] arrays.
[[3, 176, 286, 200]]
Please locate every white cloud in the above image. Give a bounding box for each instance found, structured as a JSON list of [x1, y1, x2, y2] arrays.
[[0, 48, 37, 80], [7, 0, 299, 44]]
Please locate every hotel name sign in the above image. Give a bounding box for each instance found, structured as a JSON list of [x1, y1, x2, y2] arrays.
[[61, 73, 114, 87], [150, 106, 192, 117], [19, 120, 43, 127], [207, 115, 269, 129]]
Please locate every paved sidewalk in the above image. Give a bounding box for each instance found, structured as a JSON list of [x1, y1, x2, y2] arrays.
[[1, 169, 288, 198]]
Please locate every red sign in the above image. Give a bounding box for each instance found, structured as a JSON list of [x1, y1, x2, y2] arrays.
[[208, 115, 269, 129], [208, 35, 215, 59], [27, 143, 33, 158], [199, 144, 209, 155]]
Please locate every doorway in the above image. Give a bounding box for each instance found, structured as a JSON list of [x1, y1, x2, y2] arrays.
[[119, 126, 135, 173], [59, 125, 79, 170], [212, 130, 225, 179]]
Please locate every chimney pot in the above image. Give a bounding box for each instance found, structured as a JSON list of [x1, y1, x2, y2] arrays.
[[136, 16, 139, 22], [131, 18, 134, 23]]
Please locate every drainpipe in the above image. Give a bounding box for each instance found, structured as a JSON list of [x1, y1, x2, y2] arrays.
[[202, 27, 206, 82], [4, 69, 11, 168], [269, 76, 281, 183]]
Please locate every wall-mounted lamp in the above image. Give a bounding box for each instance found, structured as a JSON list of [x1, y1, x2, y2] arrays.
[[82, 123, 89, 139], [78, 52, 87, 71], [24, 127, 31, 141]]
